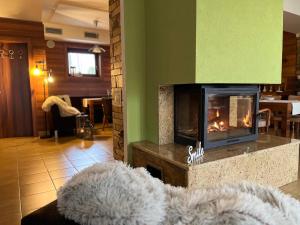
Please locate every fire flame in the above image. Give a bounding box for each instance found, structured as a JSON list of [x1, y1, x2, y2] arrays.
[[242, 110, 251, 127], [216, 109, 220, 118], [213, 122, 219, 130]]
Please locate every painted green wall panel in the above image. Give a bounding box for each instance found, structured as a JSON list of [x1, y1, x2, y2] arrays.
[[145, 0, 197, 143], [124, 0, 146, 160], [195, 0, 283, 83], [124, 0, 284, 150]]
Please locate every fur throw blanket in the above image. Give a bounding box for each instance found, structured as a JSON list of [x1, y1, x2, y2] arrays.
[[57, 162, 300, 225], [42, 96, 80, 117]]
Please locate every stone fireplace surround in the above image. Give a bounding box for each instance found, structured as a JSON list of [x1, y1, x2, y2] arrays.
[[159, 85, 174, 145], [131, 85, 300, 189], [133, 135, 300, 189]]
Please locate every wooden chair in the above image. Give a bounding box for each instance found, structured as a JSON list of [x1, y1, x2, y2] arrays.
[[288, 95, 300, 137], [262, 95, 283, 135], [288, 95, 300, 101], [257, 108, 271, 133]]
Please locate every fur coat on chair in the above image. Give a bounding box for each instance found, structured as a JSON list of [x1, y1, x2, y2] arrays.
[[57, 161, 300, 225]]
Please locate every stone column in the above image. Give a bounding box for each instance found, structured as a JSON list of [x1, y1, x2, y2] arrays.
[[109, 0, 124, 161]]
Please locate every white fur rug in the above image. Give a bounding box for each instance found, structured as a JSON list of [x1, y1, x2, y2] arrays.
[[57, 161, 300, 225]]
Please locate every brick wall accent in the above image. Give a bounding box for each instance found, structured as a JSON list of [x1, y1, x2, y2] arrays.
[[109, 0, 124, 161]]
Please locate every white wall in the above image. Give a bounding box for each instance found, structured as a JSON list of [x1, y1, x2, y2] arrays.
[[284, 0, 300, 15], [44, 22, 110, 45]]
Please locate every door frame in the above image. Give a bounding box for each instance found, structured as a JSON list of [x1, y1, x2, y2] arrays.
[[0, 36, 37, 136]]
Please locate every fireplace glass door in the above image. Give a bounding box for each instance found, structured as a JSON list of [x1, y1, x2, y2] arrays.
[[207, 94, 255, 141], [174, 85, 259, 149], [203, 86, 258, 149], [174, 86, 200, 145]]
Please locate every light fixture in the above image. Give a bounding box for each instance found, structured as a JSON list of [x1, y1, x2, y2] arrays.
[[89, 45, 106, 54], [32, 61, 54, 83], [32, 61, 54, 139], [47, 69, 54, 83], [88, 20, 106, 54], [33, 65, 42, 76]]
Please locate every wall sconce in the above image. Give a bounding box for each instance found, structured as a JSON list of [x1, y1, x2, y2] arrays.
[[47, 69, 54, 83], [33, 65, 42, 76], [32, 61, 54, 139], [32, 60, 54, 83]]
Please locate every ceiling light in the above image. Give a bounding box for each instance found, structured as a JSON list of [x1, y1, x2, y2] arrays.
[[88, 20, 106, 54], [89, 45, 106, 54]]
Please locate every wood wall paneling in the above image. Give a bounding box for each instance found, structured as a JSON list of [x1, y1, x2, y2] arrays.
[[46, 41, 111, 97], [282, 31, 297, 93], [0, 17, 46, 136], [0, 43, 33, 137], [282, 31, 297, 77]]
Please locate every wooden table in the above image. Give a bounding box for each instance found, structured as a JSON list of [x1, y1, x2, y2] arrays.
[[82, 98, 103, 125], [259, 100, 300, 137], [82, 97, 112, 125]]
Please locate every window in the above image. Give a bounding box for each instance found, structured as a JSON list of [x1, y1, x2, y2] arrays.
[[67, 48, 101, 77]]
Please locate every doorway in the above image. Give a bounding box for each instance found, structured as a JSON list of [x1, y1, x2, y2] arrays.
[[0, 43, 33, 137]]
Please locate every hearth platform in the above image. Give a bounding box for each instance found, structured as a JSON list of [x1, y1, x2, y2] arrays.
[[132, 135, 300, 189]]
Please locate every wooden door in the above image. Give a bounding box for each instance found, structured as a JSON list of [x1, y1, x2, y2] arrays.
[[0, 43, 33, 137]]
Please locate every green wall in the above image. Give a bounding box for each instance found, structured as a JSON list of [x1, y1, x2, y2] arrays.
[[124, 0, 146, 161], [145, 0, 197, 143], [196, 0, 283, 83], [124, 0, 283, 148]]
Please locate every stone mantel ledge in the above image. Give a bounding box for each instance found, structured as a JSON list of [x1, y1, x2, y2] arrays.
[[132, 135, 300, 189]]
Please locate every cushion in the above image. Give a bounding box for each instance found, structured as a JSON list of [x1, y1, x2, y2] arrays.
[[21, 200, 79, 225]]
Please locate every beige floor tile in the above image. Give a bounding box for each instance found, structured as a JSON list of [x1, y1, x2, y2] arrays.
[[0, 135, 113, 225], [17, 155, 42, 162], [19, 165, 47, 176], [18, 160, 45, 170], [64, 153, 90, 161], [0, 212, 21, 225], [21, 208, 38, 217], [70, 158, 96, 167], [0, 179, 19, 189], [19, 172, 51, 185], [49, 167, 77, 179], [75, 164, 94, 172], [43, 156, 69, 164], [20, 180, 55, 197], [52, 176, 72, 190], [0, 186, 20, 201], [44, 161, 73, 171], [21, 191, 57, 216], [41, 152, 66, 160], [0, 176, 19, 186], [91, 154, 115, 163], [0, 167, 19, 177], [0, 198, 21, 214]]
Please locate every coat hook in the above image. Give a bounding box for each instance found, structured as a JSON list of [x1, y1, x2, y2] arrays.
[[8, 50, 14, 59]]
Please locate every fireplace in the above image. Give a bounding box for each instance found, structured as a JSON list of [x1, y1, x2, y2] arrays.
[[174, 85, 259, 149]]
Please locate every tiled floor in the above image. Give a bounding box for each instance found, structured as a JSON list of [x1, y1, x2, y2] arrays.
[[1, 129, 300, 225], [0, 132, 113, 225]]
